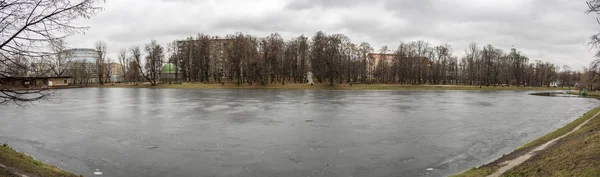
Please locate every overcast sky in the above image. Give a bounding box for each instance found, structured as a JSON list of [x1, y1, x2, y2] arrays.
[[66, 0, 599, 70]]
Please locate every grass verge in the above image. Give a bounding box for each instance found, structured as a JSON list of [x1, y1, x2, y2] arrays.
[[92, 83, 568, 91], [451, 106, 600, 177], [583, 91, 600, 98], [0, 144, 79, 177]]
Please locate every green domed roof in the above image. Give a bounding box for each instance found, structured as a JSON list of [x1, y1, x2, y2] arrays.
[[162, 63, 177, 74]]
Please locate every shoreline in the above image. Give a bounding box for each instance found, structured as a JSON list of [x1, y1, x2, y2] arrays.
[[452, 105, 600, 177], [0, 144, 80, 177], [85, 83, 569, 91]]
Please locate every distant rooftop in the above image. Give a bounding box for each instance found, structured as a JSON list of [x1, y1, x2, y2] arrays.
[[64, 48, 96, 51], [66, 48, 96, 51], [175, 37, 234, 43]]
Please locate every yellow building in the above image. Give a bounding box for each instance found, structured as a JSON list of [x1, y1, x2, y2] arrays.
[[0, 76, 72, 88], [47, 77, 71, 87], [108, 62, 123, 82]]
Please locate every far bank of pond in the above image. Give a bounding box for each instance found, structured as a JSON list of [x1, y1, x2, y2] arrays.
[[92, 83, 570, 91]]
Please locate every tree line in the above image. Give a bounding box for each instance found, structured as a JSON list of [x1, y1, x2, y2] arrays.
[[112, 31, 578, 87]]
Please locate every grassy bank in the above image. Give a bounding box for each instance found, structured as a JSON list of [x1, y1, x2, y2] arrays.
[[452, 106, 600, 177], [0, 144, 79, 177], [583, 91, 600, 98], [91, 83, 568, 91]]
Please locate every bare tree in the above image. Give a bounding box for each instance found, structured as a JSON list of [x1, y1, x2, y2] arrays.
[[262, 33, 284, 84], [105, 57, 113, 83], [358, 42, 373, 83], [561, 65, 572, 87], [118, 49, 127, 82], [588, 1, 600, 51], [130, 46, 144, 85], [69, 59, 90, 85], [375, 45, 389, 83], [588, 1, 600, 80], [143, 40, 164, 86], [226, 33, 253, 85], [582, 67, 598, 90], [1, 56, 30, 77], [46, 39, 71, 76], [0, 0, 103, 104], [95, 41, 107, 84], [164, 32, 569, 87]]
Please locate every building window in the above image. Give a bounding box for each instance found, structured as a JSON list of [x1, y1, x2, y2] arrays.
[[64, 80, 67, 84]]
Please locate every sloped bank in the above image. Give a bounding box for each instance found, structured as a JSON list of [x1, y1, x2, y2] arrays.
[[452, 101, 600, 177], [92, 83, 567, 91], [0, 144, 80, 177]]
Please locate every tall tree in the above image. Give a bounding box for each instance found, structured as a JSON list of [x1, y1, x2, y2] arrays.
[[127, 49, 142, 85], [310, 31, 327, 84], [375, 46, 389, 83], [143, 40, 164, 86], [588, 1, 600, 78], [69, 59, 90, 85], [358, 42, 373, 83], [118, 49, 128, 82], [130, 46, 146, 85], [197, 34, 212, 83], [561, 65, 573, 87], [165, 32, 569, 87], [46, 40, 72, 77], [263, 33, 284, 83], [297, 35, 310, 83], [95, 41, 107, 85], [465, 43, 479, 85], [323, 33, 347, 85], [226, 33, 246, 85]]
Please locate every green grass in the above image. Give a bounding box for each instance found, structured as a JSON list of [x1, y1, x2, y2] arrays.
[[451, 106, 600, 177], [568, 90, 600, 98], [584, 91, 600, 98], [93, 83, 567, 91], [449, 166, 495, 177], [0, 144, 80, 177]]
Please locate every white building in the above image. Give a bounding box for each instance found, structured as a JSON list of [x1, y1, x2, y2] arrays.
[[64, 48, 98, 63]]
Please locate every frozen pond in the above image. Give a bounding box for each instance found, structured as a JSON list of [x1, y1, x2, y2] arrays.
[[0, 88, 598, 177]]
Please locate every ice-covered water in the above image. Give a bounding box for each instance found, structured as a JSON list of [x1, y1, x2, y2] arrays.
[[0, 88, 597, 177]]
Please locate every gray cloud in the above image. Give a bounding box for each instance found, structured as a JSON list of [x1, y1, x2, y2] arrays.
[[66, 0, 600, 69], [284, 0, 366, 10]]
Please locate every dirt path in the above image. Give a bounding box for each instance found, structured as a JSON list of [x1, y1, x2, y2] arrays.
[[487, 110, 600, 177]]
